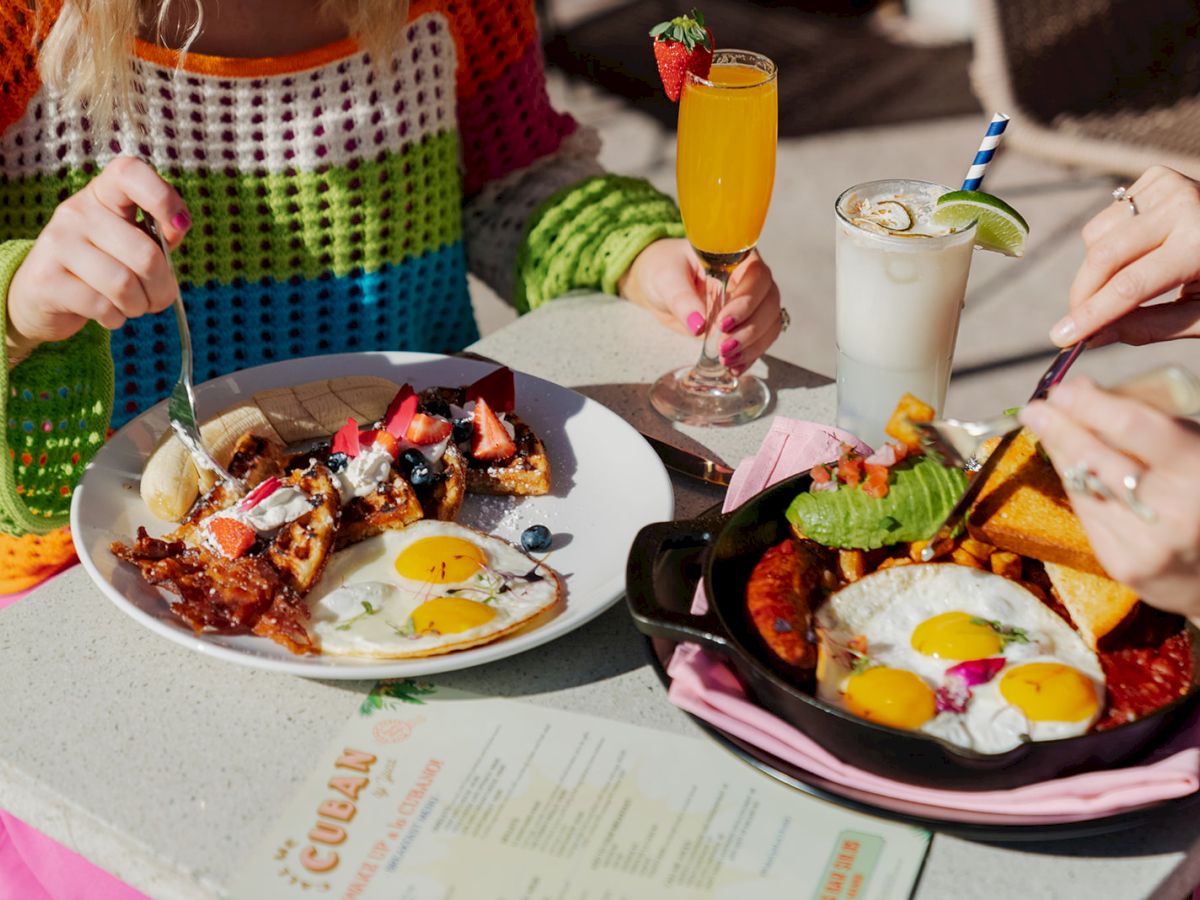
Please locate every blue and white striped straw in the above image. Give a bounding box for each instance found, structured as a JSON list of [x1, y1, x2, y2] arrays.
[[961, 113, 1010, 190]]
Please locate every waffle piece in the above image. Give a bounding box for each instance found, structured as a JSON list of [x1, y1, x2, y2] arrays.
[[112, 460, 341, 655], [420, 386, 551, 496]]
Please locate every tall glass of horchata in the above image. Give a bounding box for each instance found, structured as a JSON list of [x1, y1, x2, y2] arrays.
[[834, 179, 976, 449]]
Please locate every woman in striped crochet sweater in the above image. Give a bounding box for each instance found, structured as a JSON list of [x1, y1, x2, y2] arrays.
[[0, 0, 783, 594]]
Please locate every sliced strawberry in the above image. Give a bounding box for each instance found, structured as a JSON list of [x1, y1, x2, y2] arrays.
[[862, 465, 890, 499], [406, 413, 453, 446], [209, 517, 256, 559], [466, 366, 515, 413], [238, 476, 282, 512], [360, 428, 401, 458], [650, 9, 713, 102], [332, 417, 361, 457], [471, 397, 517, 461], [384, 385, 419, 439]]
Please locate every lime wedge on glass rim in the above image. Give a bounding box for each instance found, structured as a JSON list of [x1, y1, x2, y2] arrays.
[[931, 190, 1029, 257]]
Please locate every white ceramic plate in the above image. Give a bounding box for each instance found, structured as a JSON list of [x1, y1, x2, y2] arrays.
[[72, 352, 674, 679]]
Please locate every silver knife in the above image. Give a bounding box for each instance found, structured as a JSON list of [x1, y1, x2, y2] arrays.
[[919, 342, 1084, 561], [642, 434, 734, 487]]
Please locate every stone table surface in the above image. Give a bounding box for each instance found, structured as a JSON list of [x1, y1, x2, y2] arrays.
[[0, 294, 1195, 899]]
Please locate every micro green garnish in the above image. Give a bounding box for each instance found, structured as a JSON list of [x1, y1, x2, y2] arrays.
[[336, 600, 380, 631], [1003, 406, 1022, 416], [850, 654, 876, 676], [442, 562, 540, 606], [971, 617, 1030, 648], [393, 618, 415, 638]]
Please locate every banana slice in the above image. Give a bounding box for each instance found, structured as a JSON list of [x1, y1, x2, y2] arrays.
[[140, 376, 402, 521]]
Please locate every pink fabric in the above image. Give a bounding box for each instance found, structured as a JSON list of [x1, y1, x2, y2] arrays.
[[666, 416, 1200, 818], [0, 811, 148, 900]]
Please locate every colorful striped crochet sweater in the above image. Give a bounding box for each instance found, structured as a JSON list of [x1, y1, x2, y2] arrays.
[[0, 1, 684, 591]]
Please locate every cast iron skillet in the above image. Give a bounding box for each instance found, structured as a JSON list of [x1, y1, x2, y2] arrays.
[[626, 472, 1200, 791]]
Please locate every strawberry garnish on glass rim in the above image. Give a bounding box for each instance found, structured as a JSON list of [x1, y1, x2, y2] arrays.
[[649, 8, 714, 102]]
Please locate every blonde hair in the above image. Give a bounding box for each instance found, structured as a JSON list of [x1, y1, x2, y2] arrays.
[[38, 1, 412, 123]]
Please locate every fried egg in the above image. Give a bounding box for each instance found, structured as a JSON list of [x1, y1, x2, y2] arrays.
[[307, 520, 562, 657], [815, 564, 1105, 754]]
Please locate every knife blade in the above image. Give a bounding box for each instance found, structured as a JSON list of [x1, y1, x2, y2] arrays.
[[919, 342, 1084, 561], [642, 434, 734, 487]]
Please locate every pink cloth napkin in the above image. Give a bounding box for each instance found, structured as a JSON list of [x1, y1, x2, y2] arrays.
[[667, 416, 1200, 818], [0, 811, 148, 900]]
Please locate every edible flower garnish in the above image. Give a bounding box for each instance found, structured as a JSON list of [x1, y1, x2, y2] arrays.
[[238, 476, 282, 512], [384, 384, 419, 438], [332, 417, 362, 457], [466, 366, 516, 413], [936, 657, 1006, 714]]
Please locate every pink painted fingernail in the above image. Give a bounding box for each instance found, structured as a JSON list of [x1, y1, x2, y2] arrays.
[[719, 337, 739, 355], [1049, 316, 1077, 345], [720, 316, 736, 333], [686, 312, 705, 335], [722, 350, 742, 367], [171, 210, 192, 231]]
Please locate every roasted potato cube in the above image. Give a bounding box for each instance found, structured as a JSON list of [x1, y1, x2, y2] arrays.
[[989, 550, 1022, 581], [838, 549, 866, 583], [951, 548, 984, 569], [959, 537, 995, 562], [884, 393, 936, 452]]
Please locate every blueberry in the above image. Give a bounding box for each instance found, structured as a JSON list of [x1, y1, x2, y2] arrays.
[[452, 417, 472, 443], [520, 524, 552, 552], [408, 462, 433, 486], [326, 451, 349, 473], [424, 397, 452, 419], [399, 448, 425, 475]]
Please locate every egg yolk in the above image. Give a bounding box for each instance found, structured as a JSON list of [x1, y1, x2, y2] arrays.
[[411, 596, 496, 635], [844, 667, 936, 730], [911, 611, 1002, 660], [394, 537, 486, 584], [999, 662, 1098, 723]]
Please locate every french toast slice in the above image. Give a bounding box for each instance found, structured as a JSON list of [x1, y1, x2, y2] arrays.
[[420, 386, 551, 496]]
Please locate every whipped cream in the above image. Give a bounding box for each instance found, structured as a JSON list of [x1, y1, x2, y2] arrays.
[[332, 444, 394, 504], [201, 484, 314, 556]]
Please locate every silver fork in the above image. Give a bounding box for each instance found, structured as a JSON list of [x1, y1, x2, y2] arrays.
[[916, 362, 1200, 470], [136, 215, 242, 489]]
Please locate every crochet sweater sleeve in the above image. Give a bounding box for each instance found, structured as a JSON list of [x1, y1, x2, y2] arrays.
[[451, 0, 684, 309], [0, 3, 115, 536]]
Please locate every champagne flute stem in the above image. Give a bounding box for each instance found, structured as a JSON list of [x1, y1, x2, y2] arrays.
[[684, 248, 749, 392]]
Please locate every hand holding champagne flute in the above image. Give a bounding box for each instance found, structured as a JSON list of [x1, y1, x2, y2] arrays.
[[650, 48, 778, 426]]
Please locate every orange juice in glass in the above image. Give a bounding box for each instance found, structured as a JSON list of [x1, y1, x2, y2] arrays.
[[651, 50, 778, 426]]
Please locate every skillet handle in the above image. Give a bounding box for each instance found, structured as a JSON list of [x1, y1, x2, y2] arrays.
[[625, 518, 731, 653]]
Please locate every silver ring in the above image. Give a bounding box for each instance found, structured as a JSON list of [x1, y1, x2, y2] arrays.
[[1062, 463, 1113, 501], [1121, 471, 1157, 522], [779, 308, 791, 333], [1112, 185, 1139, 216]]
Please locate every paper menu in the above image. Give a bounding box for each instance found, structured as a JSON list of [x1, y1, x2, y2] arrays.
[[230, 681, 929, 899]]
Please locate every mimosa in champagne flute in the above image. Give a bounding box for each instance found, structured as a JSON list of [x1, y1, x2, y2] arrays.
[[650, 46, 778, 426]]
